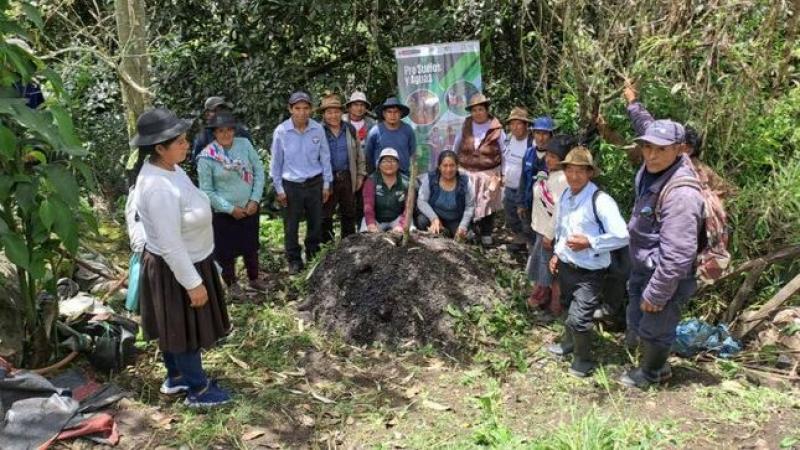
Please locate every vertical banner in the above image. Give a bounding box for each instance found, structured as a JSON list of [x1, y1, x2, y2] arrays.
[[394, 41, 482, 172]]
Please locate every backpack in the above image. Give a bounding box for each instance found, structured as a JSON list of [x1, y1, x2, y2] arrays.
[[655, 166, 731, 286], [591, 190, 631, 279]]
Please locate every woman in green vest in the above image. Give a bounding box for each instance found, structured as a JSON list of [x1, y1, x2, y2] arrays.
[[361, 148, 409, 233]]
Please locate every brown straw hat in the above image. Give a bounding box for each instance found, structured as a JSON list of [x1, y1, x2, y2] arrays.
[[558, 146, 601, 175], [317, 94, 344, 113], [505, 106, 532, 123], [466, 93, 491, 110]]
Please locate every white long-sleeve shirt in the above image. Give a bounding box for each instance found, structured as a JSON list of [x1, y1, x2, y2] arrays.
[[125, 185, 146, 253], [135, 161, 214, 289], [531, 170, 569, 240], [553, 181, 629, 270]]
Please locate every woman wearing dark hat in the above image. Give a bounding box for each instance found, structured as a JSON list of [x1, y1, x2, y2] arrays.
[[526, 135, 573, 316], [132, 108, 232, 408], [452, 93, 506, 245], [197, 111, 266, 295], [416, 150, 475, 239]]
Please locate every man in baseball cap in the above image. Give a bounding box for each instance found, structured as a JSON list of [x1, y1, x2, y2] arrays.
[[269, 91, 333, 275], [620, 117, 705, 389]]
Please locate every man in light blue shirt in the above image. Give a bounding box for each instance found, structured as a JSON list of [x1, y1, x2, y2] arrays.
[[270, 91, 333, 274], [546, 147, 629, 378]]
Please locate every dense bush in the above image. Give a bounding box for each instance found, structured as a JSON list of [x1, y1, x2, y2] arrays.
[[37, 0, 800, 315]]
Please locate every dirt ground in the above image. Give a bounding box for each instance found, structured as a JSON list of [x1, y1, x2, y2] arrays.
[[51, 226, 800, 449], [305, 233, 506, 354]]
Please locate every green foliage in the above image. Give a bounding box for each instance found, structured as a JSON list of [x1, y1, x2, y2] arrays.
[[527, 407, 677, 449], [471, 378, 524, 447], [37, 0, 800, 318], [694, 380, 798, 425], [448, 257, 533, 376], [0, 1, 91, 366]]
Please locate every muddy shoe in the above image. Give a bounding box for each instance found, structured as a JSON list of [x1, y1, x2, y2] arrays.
[[568, 331, 596, 378], [619, 342, 671, 389], [547, 328, 574, 357]]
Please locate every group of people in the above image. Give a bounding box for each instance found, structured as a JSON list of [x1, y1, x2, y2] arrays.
[[125, 80, 726, 408]]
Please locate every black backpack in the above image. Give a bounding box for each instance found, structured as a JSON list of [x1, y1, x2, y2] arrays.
[[591, 190, 631, 279]]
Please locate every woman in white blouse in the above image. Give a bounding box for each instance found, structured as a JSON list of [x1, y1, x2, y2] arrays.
[[526, 134, 573, 316], [131, 108, 231, 408]]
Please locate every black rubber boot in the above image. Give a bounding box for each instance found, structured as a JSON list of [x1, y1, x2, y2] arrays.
[[624, 329, 640, 352], [619, 341, 671, 389], [568, 330, 596, 378], [546, 327, 574, 357]]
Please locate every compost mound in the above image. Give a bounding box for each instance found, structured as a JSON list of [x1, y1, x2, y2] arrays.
[[305, 233, 505, 353]]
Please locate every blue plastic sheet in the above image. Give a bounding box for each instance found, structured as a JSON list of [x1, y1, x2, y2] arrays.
[[673, 319, 742, 358]]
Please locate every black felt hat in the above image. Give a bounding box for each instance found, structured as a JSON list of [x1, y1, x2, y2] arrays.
[[129, 108, 192, 146], [374, 97, 410, 119], [206, 111, 238, 129]]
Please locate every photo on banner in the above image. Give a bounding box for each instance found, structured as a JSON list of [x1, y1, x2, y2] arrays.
[[394, 41, 482, 172]]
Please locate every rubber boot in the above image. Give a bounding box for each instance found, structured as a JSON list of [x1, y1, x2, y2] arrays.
[[623, 329, 640, 352], [619, 341, 671, 389], [546, 327, 574, 357], [568, 330, 596, 378]]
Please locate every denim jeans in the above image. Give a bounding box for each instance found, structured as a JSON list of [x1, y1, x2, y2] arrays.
[[163, 350, 208, 392]]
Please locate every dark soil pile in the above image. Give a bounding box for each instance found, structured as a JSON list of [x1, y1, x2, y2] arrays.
[[305, 233, 507, 353]]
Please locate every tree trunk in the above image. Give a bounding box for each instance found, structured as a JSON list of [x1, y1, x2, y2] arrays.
[[114, 0, 151, 141]]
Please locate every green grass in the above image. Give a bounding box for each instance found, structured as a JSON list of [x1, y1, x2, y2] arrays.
[[526, 407, 683, 450], [693, 380, 798, 425]]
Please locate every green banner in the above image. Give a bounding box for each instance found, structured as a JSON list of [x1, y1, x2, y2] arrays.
[[394, 41, 482, 172]]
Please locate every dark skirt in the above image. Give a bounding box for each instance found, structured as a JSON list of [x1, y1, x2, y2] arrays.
[[139, 250, 230, 353], [213, 212, 260, 261]]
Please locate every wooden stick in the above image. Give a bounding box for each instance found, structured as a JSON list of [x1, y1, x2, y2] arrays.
[[711, 245, 800, 285], [737, 272, 800, 338], [723, 259, 767, 323], [31, 351, 79, 375], [402, 162, 418, 247]]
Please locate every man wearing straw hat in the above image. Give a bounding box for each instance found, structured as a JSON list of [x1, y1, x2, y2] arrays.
[[342, 91, 376, 143], [342, 91, 375, 225], [502, 106, 534, 252], [318, 93, 366, 243], [546, 147, 629, 378]]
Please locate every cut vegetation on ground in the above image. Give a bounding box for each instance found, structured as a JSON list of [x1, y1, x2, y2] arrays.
[[90, 220, 800, 450]]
